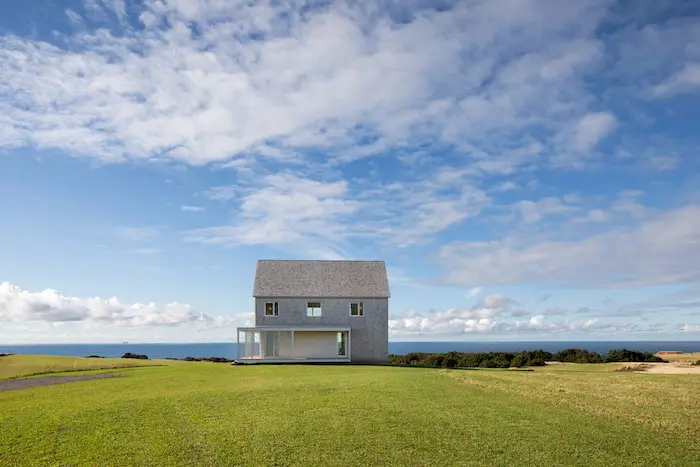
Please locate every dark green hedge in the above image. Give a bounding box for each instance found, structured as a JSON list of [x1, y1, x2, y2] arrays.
[[388, 348, 665, 368]]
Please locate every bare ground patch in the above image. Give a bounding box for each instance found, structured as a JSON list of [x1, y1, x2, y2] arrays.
[[0, 373, 121, 392], [616, 362, 700, 375]]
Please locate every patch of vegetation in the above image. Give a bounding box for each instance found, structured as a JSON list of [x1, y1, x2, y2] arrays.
[[0, 355, 163, 380], [85, 355, 105, 358], [1, 355, 698, 466], [389, 348, 666, 369], [615, 364, 649, 372], [693, 360, 700, 366], [121, 352, 149, 360], [0, 353, 12, 357]]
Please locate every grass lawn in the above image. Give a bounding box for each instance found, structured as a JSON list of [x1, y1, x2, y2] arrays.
[[1, 355, 698, 466], [0, 354, 166, 379]]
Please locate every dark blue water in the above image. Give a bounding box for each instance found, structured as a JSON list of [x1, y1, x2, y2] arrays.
[[1, 341, 698, 359]]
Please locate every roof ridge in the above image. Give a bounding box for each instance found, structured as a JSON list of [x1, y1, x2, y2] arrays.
[[257, 259, 385, 262]]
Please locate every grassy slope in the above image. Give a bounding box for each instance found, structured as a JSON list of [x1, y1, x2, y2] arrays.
[[0, 354, 166, 379], [0, 357, 698, 466]]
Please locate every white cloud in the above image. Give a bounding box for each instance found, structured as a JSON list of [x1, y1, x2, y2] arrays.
[[652, 63, 700, 97], [570, 112, 618, 152], [0, 282, 232, 327], [187, 173, 359, 259], [515, 197, 578, 224], [389, 294, 614, 335], [466, 287, 483, 299], [389, 294, 513, 334], [440, 204, 700, 288], [0, 0, 618, 169], [181, 205, 205, 212], [203, 186, 239, 201], [682, 324, 700, 332]]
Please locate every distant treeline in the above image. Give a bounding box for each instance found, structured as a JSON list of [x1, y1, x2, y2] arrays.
[[388, 348, 666, 368]]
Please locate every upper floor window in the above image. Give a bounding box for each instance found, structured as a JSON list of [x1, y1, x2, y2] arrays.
[[265, 302, 279, 316], [349, 302, 364, 317], [307, 302, 322, 317]]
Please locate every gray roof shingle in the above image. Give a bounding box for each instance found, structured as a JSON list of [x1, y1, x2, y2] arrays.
[[253, 260, 390, 298]]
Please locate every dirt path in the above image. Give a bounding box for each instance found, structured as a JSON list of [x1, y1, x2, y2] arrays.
[[622, 362, 700, 375], [0, 373, 120, 392]]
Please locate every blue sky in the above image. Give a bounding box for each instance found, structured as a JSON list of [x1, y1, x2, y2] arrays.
[[1, 0, 699, 344]]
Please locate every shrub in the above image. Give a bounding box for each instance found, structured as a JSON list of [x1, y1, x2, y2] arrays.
[[693, 360, 700, 366], [121, 352, 148, 360], [0, 353, 12, 357], [616, 364, 649, 372], [605, 349, 665, 363], [551, 349, 604, 364], [85, 355, 104, 358]]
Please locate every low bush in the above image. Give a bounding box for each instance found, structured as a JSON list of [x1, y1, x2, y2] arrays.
[[85, 355, 104, 358], [121, 352, 149, 360], [388, 348, 667, 369], [616, 364, 649, 372], [693, 360, 700, 366], [0, 353, 12, 357]]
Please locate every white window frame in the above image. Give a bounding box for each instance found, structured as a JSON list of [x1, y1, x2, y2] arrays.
[[307, 302, 322, 317], [349, 302, 364, 317], [264, 301, 279, 317]]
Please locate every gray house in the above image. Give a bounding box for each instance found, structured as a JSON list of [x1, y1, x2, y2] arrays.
[[237, 260, 390, 363]]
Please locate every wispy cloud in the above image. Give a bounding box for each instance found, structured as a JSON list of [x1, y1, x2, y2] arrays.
[[181, 205, 205, 212], [440, 204, 700, 288]]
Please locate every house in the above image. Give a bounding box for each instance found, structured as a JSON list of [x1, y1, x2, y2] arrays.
[[237, 260, 390, 363]]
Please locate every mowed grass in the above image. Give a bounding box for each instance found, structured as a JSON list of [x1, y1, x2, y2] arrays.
[[0, 356, 698, 466], [0, 354, 166, 379]]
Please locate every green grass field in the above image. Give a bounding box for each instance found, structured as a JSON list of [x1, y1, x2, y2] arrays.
[[1, 355, 698, 466]]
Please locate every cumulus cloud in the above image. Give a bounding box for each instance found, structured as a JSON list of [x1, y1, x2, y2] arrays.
[[682, 324, 700, 332], [389, 294, 615, 335], [440, 204, 700, 287], [0, 0, 624, 169], [0, 282, 231, 327]]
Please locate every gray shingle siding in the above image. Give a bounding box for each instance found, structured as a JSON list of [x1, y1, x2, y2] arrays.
[[253, 260, 390, 298], [255, 297, 389, 363]]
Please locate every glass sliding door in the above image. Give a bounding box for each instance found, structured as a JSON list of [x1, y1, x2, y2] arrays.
[[264, 331, 279, 357], [337, 332, 346, 357]]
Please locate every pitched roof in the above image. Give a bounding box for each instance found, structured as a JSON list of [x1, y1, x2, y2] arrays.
[[253, 260, 390, 298]]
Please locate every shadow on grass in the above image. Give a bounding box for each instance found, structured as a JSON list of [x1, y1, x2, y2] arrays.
[[4, 365, 168, 381], [236, 362, 534, 372]]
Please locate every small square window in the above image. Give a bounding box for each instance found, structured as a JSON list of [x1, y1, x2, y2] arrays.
[[307, 302, 322, 317], [350, 302, 364, 317], [265, 302, 279, 316]]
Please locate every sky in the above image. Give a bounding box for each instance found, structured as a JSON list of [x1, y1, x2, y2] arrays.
[[0, 0, 699, 344]]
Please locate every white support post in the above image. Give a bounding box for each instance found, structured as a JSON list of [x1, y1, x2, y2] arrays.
[[236, 329, 240, 360], [347, 330, 351, 362], [291, 330, 295, 360]]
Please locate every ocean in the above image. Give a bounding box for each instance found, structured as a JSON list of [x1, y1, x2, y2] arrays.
[[1, 341, 699, 360]]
